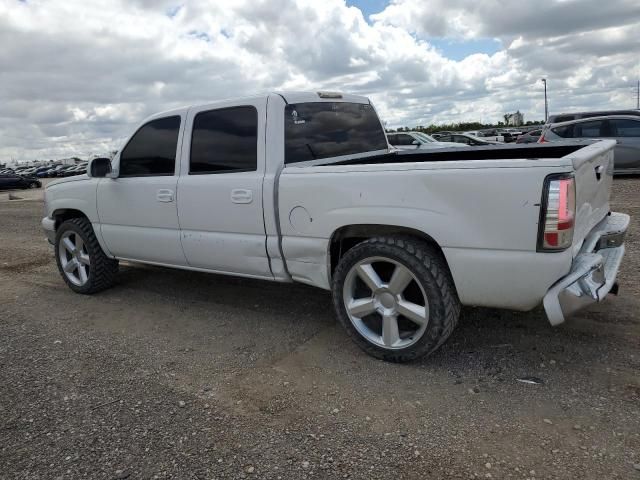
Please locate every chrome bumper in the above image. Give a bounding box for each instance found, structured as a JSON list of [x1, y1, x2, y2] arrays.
[[42, 216, 56, 245], [543, 212, 629, 326]]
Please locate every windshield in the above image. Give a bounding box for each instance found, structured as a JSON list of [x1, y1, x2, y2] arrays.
[[284, 102, 388, 164]]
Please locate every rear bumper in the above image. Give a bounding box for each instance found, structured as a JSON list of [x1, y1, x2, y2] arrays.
[[42, 216, 56, 245], [543, 212, 629, 325]]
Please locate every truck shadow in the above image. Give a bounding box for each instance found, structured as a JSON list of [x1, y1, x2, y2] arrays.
[[112, 262, 634, 377]]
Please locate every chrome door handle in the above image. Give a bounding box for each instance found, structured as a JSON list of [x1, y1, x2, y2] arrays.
[[231, 188, 253, 204], [156, 189, 174, 202]]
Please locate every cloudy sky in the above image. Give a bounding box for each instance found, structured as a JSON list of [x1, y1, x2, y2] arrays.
[[1, 0, 639, 161]]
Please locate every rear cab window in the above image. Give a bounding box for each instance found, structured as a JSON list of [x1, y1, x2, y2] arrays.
[[284, 102, 388, 164]]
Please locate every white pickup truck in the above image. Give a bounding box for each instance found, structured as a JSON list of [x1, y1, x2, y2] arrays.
[[42, 91, 629, 362]]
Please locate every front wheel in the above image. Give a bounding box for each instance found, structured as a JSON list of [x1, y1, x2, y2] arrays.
[[332, 237, 460, 363], [55, 217, 119, 294], [29, 182, 39, 189]]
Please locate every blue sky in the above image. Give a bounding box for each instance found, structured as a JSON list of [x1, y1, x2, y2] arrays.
[[346, 0, 388, 17], [347, 0, 502, 60], [424, 38, 502, 61]]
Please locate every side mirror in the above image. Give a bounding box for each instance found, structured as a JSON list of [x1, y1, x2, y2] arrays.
[[411, 140, 420, 147], [89, 157, 114, 178]]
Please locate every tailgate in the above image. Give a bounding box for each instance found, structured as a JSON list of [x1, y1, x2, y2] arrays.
[[566, 140, 616, 256]]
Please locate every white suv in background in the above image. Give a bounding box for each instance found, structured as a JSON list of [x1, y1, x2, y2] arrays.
[[387, 131, 466, 150]]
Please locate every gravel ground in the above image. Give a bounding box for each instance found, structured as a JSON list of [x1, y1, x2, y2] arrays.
[[1, 179, 639, 480]]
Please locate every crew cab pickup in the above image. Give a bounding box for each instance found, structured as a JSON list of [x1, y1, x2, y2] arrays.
[[42, 91, 629, 362]]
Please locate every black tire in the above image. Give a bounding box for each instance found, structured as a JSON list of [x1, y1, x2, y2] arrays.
[[332, 236, 460, 363], [55, 217, 119, 294], [29, 182, 39, 189]]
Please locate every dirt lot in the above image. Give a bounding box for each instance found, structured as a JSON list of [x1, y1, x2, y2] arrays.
[[1, 179, 639, 480]]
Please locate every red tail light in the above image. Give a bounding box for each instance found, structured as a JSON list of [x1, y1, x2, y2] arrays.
[[538, 174, 575, 251]]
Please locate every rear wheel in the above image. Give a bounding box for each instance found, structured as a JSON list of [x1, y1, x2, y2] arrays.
[[332, 237, 460, 362], [29, 182, 39, 189], [55, 217, 118, 294]]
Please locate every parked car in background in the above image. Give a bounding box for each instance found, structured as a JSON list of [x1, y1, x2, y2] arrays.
[[53, 165, 76, 177], [539, 115, 640, 174], [431, 131, 455, 139], [32, 166, 53, 177], [387, 131, 467, 150], [464, 130, 504, 142], [435, 133, 501, 146], [44, 165, 66, 177], [547, 109, 640, 124], [0, 173, 41, 189], [61, 164, 88, 176], [503, 128, 523, 136], [516, 129, 542, 144], [37, 167, 56, 177], [498, 129, 524, 143], [496, 130, 514, 143]]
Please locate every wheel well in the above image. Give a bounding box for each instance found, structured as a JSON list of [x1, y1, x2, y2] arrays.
[[52, 209, 88, 230], [329, 224, 448, 277]]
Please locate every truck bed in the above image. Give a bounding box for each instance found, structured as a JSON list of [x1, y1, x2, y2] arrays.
[[320, 143, 590, 166]]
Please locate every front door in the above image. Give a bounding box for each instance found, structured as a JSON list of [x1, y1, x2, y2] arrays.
[[97, 114, 188, 266], [177, 99, 271, 278]]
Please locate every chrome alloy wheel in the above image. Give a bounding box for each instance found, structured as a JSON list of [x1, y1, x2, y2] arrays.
[[58, 230, 91, 286], [342, 256, 429, 349]]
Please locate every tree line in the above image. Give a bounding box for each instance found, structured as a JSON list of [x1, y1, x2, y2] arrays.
[[386, 119, 544, 133]]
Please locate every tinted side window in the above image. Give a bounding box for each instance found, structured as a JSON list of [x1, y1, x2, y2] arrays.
[[190, 107, 257, 174], [120, 116, 181, 177], [551, 125, 574, 138], [396, 134, 415, 146], [453, 135, 471, 145], [574, 120, 605, 138], [610, 119, 640, 137], [386, 134, 398, 145]]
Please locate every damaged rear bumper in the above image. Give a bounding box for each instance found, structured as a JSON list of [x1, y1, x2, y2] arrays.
[[543, 212, 629, 326]]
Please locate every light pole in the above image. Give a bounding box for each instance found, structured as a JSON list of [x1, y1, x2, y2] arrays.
[[541, 78, 548, 122]]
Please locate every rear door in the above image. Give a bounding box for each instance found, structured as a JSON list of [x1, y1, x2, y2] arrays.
[[176, 99, 271, 278]]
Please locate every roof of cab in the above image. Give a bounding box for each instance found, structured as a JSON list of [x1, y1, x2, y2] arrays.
[[142, 91, 371, 123], [274, 91, 370, 104]]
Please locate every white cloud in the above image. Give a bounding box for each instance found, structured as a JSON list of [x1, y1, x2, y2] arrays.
[[0, 0, 639, 160]]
